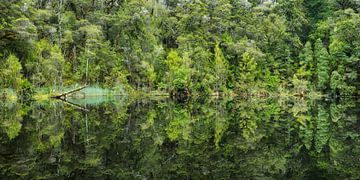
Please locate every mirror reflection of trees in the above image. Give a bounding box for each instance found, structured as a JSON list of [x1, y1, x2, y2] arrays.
[[0, 97, 360, 178]]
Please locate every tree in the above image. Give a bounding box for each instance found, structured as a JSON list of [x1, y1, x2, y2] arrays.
[[26, 40, 66, 88], [330, 71, 343, 96], [333, 0, 360, 10], [303, 0, 333, 25], [139, 61, 157, 91], [214, 42, 229, 92], [314, 39, 330, 91], [298, 41, 314, 81], [108, 0, 164, 89], [275, 0, 308, 38], [0, 55, 23, 91], [254, 13, 298, 78], [165, 50, 192, 95], [291, 41, 314, 95], [326, 9, 360, 95], [238, 51, 258, 92]]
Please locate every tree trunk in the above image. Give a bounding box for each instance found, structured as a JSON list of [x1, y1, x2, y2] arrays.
[[51, 85, 87, 99]]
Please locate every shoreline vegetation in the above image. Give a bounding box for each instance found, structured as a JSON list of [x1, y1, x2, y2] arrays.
[[2, 86, 325, 102], [1, 1, 360, 103]]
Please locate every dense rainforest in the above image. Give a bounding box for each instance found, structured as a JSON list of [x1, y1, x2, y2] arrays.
[[1, 0, 360, 97], [3, 1, 360, 178]]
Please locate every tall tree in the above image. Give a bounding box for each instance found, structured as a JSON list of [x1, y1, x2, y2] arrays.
[[165, 50, 192, 94], [0, 55, 23, 91], [214, 42, 229, 92], [314, 39, 330, 91], [298, 41, 314, 81]]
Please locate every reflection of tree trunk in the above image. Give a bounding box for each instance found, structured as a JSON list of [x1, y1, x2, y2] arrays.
[[59, 98, 89, 112]]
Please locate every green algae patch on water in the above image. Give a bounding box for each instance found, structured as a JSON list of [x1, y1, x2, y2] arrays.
[[33, 85, 128, 101]]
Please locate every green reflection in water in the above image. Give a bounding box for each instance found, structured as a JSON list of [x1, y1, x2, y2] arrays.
[[0, 97, 360, 179]]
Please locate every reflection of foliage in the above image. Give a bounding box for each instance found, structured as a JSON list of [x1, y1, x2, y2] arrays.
[[214, 101, 229, 149], [166, 107, 192, 141], [314, 105, 330, 153], [0, 102, 27, 141], [1, 98, 360, 178]]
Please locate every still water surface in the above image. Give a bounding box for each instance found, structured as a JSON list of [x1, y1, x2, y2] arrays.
[[1, 97, 360, 179]]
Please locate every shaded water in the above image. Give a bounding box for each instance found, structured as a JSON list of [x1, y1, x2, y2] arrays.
[[1, 97, 360, 179]]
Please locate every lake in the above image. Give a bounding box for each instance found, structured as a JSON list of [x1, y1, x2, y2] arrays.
[[1, 97, 360, 179]]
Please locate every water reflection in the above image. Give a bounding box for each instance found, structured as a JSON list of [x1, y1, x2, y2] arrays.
[[0, 97, 360, 179]]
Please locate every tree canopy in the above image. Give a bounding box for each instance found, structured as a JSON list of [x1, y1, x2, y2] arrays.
[[1, 0, 359, 96]]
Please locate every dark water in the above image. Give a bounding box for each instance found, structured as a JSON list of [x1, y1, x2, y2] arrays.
[[1, 97, 360, 179]]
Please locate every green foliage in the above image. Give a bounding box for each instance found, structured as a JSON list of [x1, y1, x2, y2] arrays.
[[0, 55, 23, 91], [315, 105, 330, 153], [314, 39, 330, 91], [1, 91, 360, 178], [165, 50, 192, 93], [238, 51, 258, 91], [330, 71, 343, 94], [299, 41, 315, 80], [26, 39, 66, 87], [275, 0, 308, 37], [304, 0, 333, 24], [292, 74, 309, 95], [214, 42, 229, 92], [1, 0, 360, 96]]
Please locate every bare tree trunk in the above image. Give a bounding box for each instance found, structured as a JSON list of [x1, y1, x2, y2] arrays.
[[51, 85, 87, 99], [58, 0, 63, 47], [85, 45, 89, 84]]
